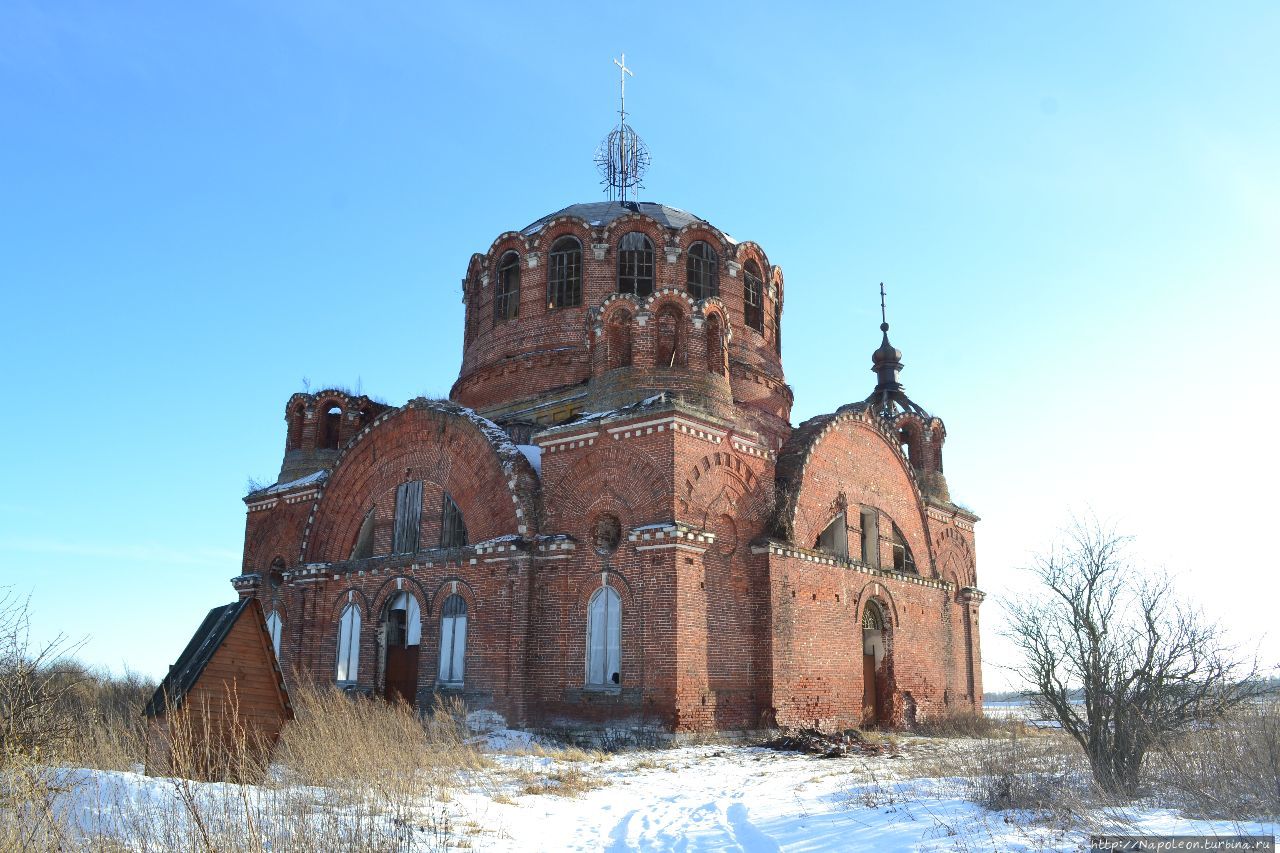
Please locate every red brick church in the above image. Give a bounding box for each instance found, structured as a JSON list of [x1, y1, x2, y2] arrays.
[[228, 190, 984, 733]]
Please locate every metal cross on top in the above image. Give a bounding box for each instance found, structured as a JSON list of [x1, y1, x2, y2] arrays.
[[880, 282, 888, 327], [614, 53, 633, 122]]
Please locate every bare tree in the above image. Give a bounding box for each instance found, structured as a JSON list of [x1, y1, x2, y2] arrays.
[[1005, 518, 1262, 797], [0, 589, 83, 764]]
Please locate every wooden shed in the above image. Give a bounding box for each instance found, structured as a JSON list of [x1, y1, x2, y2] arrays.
[[144, 597, 292, 779]]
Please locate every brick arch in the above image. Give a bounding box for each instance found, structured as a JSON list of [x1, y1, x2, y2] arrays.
[[325, 587, 372, 623], [598, 212, 669, 247], [482, 231, 528, 268], [301, 400, 539, 563], [571, 568, 636, 613], [543, 444, 669, 535], [933, 527, 975, 588], [527, 217, 594, 257], [732, 241, 772, 277], [368, 576, 430, 623], [427, 577, 480, 617], [676, 222, 735, 257], [852, 580, 901, 629], [776, 409, 935, 574]]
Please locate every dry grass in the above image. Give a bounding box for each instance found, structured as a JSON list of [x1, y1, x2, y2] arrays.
[[913, 709, 1019, 740], [1148, 697, 1280, 820], [515, 764, 604, 798]]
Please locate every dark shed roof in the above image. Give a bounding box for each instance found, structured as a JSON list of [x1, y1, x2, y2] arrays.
[[144, 598, 254, 718]]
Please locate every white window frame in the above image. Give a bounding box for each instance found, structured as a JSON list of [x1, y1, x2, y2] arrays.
[[586, 586, 622, 688], [437, 594, 467, 686], [336, 602, 361, 684], [265, 609, 283, 659]]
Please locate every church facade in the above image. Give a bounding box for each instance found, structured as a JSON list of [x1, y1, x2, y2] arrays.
[[232, 201, 984, 733]]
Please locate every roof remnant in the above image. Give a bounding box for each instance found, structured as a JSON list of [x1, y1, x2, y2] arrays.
[[144, 598, 255, 718]]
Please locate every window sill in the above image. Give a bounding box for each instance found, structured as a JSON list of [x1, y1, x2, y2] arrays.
[[583, 684, 622, 694]]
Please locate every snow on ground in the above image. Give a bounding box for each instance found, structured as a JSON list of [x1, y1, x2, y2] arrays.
[[44, 732, 1279, 851]]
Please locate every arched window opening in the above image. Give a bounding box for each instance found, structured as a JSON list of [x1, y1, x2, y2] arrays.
[[547, 237, 582, 308], [863, 599, 885, 631], [351, 508, 376, 559], [265, 609, 283, 659], [336, 602, 361, 683], [705, 314, 726, 375], [440, 493, 467, 549], [494, 251, 520, 323], [617, 232, 654, 297], [685, 241, 718, 299], [773, 301, 782, 355], [859, 507, 880, 568], [815, 512, 848, 558], [606, 311, 633, 370], [592, 514, 621, 555], [655, 306, 684, 368], [438, 594, 467, 685], [743, 261, 764, 332], [268, 557, 285, 590], [891, 523, 917, 573], [392, 481, 423, 555], [586, 586, 622, 687], [319, 405, 343, 450]]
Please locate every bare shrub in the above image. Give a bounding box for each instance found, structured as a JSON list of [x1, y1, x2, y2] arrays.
[[1149, 697, 1280, 820], [1006, 518, 1263, 798], [0, 589, 84, 765], [960, 730, 1088, 814]]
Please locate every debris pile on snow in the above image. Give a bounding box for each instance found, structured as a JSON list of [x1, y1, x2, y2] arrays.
[[761, 728, 892, 758]]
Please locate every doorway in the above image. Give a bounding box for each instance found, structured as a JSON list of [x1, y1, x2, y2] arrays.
[[382, 591, 420, 706], [861, 599, 888, 726]]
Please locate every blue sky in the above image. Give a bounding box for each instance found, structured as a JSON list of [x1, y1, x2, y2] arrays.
[[2, 2, 1277, 690]]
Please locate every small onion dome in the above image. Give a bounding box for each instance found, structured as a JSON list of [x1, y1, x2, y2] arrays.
[[872, 322, 903, 367]]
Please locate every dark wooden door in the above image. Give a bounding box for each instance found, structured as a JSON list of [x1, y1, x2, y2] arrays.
[[862, 653, 877, 726], [385, 645, 419, 706]]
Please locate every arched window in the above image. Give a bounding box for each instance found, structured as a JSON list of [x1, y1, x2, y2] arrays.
[[438, 594, 467, 685], [743, 261, 764, 332], [773, 301, 782, 355], [265, 609, 283, 659], [891, 523, 917, 573], [859, 507, 880, 568], [586, 586, 622, 687], [392, 481, 423, 555], [863, 599, 885, 631], [617, 232, 654, 297], [336, 602, 361, 683], [494, 251, 520, 323], [815, 513, 848, 558], [606, 310, 633, 370], [685, 241, 718, 299], [655, 306, 684, 368], [547, 237, 582, 308], [440, 493, 467, 548], [351, 508, 375, 559], [705, 313, 725, 375], [319, 404, 343, 450]]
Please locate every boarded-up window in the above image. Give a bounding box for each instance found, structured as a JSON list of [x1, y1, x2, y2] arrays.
[[686, 241, 718, 299], [440, 493, 467, 549], [815, 512, 848, 558], [607, 310, 633, 370], [547, 237, 582, 308], [351, 508, 375, 559], [265, 610, 283, 659], [494, 251, 520, 323], [655, 306, 684, 368], [743, 261, 764, 332], [586, 586, 622, 687], [438, 594, 467, 684], [392, 481, 423, 555], [860, 507, 880, 568], [336, 602, 361, 682], [706, 313, 725, 375], [891, 523, 917, 573], [617, 232, 654, 297]]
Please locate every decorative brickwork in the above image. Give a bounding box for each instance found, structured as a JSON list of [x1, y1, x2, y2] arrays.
[[227, 200, 983, 735]]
